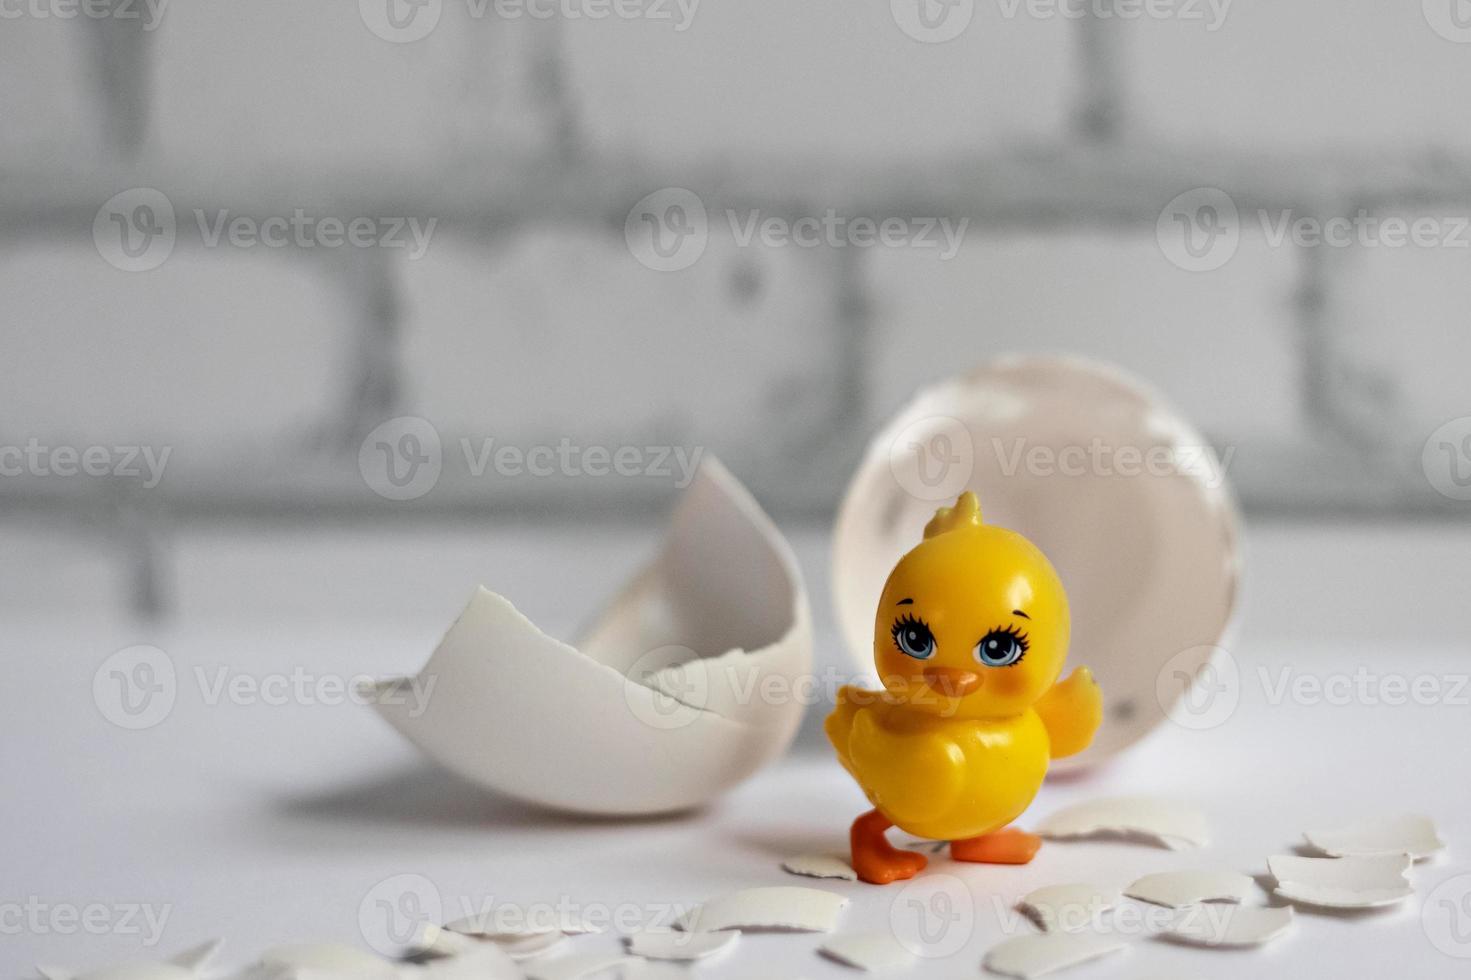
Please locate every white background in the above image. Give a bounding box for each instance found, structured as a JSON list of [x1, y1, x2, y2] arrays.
[[6, 521, 1470, 978]]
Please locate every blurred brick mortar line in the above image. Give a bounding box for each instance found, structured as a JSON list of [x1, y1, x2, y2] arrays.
[[2, 4, 1469, 616]]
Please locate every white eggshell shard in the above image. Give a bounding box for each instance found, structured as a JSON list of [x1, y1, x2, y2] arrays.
[[42, 968, 191, 980], [819, 932, 917, 971], [523, 953, 638, 980], [1037, 796, 1210, 850], [833, 356, 1239, 767], [626, 929, 739, 961], [251, 944, 399, 980], [1268, 854, 1415, 909], [444, 909, 602, 939], [406, 944, 522, 980], [369, 457, 812, 815], [1124, 870, 1254, 909], [1017, 883, 1121, 932], [489, 932, 569, 961], [679, 886, 849, 933], [1304, 813, 1445, 860], [983, 933, 1127, 978], [38, 942, 222, 980], [1163, 904, 1294, 949], [781, 853, 858, 881]]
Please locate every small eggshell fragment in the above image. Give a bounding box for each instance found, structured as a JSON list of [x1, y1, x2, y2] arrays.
[[626, 929, 738, 961], [1163, 904, 1294, 948], [445, 909, 602, 938], [36, 941, 222, 980], [255, 944, 399, 980], [819, 932, 917, 972], [1124, 871, 1254, 909], [494, 932, 571, 961], [369, 457, 813, 816], [983, 933, 1127, 978], [409, 943, 522, 980], [1268, 854, 1414, 909], [1037, 797, 1209, 850], [415, 925, 481, 958], [1304, 814, 1445, 861], [1017, 884, 1120, 932], [523, 953, 638, 980], [679, 886, 848, 933], [782, 853, 857, 881]]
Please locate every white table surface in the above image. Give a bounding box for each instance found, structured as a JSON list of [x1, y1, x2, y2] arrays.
[[6, 520, 1471, 978]]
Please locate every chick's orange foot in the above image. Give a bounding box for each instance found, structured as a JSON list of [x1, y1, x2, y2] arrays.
[[950, 826, 1042, 864], [850, 810, 928, 885]]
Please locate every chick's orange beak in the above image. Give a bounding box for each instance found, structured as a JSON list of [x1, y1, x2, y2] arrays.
[[922, 666, 982, 697]]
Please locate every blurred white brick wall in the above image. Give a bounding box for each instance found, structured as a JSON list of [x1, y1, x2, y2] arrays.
[[865, 229, 1304, 441], [566, 0, 1075, 161], [400, 228, 843, 468], [0, 19, 95, 162], [1326, 232, 1471, 443], [2, 0, 1468, 589], [1131, 2, 1471, 150], [0, 242, 344, 464]]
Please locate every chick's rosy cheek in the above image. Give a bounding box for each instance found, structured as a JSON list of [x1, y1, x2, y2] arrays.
[[877, 651, 914, 681], [987, 668, 1029, 697]]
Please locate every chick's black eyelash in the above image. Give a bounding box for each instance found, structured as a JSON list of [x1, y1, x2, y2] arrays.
[[989, 624, 1030, 655], [891, 613, 928, 641], [994, 626, 1029, 647]]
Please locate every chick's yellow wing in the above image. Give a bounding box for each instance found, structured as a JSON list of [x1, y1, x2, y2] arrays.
[[1034, 666, 1103, 759], [846, 710, 966, 825], [824, 685, 869, 776]]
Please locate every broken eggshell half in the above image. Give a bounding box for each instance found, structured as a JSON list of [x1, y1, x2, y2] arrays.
[[368, 456, 812, 816], [832, 356, 1240, 768]]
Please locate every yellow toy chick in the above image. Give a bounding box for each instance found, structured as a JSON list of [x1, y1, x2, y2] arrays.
[[826, 491, 1102, 884]]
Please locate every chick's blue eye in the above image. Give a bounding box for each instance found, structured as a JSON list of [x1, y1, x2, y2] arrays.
[[892, 615, 936, 660], [975, 627, 1028, 667]]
